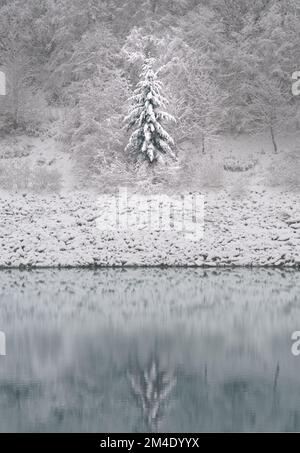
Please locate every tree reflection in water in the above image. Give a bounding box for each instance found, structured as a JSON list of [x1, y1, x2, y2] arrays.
[[129, 354, 176, 432]]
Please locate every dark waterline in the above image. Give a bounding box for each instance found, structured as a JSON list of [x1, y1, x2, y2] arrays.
[[0, 268, 299, 433]]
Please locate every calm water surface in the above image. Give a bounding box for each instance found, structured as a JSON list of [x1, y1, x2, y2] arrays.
[[0, 268, 299, 433]]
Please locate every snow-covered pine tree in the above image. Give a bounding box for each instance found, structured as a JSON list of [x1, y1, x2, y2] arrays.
[[124, 58, 175, 164]]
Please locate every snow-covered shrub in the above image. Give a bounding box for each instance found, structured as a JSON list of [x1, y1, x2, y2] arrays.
[[0, 115, 16, 136], [0, 159, 32, 192], [0, 159, 62, 193], [133, 159, 181, 194], [31, 167, 62, 193], [0, 89, 50, 137], [92, 161, 136, 193], [0, 138, 32, 159], [198, 155, 224, 189], [224, 157, 258, 172], [229, 174, 250, 199], [18, 90, 51, 136], [175, 149, 224, 192], [267, 149, 300, 191]]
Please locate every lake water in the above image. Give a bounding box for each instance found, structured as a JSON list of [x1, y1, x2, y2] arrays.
[[0, 268, 299, 433]]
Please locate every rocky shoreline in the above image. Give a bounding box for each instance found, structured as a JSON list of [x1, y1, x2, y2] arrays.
[[0, 189, 299, 268]]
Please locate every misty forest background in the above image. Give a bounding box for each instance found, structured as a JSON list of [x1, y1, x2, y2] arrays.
[[0, 0, 300, 194]]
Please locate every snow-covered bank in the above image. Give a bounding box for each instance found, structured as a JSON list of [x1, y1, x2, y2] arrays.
[[0, 189, 299, 268]]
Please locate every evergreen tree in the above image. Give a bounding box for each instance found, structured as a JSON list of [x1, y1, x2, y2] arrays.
[[125, 58, 175, 164]]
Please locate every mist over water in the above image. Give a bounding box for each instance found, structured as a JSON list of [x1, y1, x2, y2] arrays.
[[0, 268, 299, 433]]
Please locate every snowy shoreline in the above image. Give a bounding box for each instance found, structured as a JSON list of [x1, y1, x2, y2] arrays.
[[1, 189, 300, 269]]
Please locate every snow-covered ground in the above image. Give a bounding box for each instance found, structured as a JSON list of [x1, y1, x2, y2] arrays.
[[0, 133, 299, 268], [0, 188, 299, 268]]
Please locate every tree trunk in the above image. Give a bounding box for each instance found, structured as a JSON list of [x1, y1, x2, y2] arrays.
[[270, 125, 278, 154], [201, 134, 205, 154], [13, 109, 18, 129], [12, 63, 19, 129], [150, 0, 158, 14]]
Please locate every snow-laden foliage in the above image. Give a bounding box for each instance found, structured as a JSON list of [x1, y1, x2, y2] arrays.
[[61, 66, 130, 187], [124, 58, 176, 164], [1, 0, 300, 189]]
